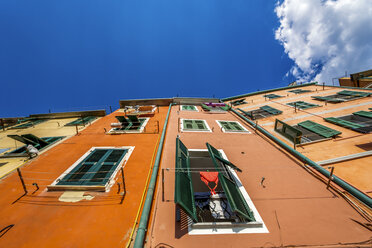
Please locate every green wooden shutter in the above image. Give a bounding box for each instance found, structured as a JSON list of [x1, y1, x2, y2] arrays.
[[353, 111, 372, 119], [324, 117, 364, 129], [206, 143, 242, 172], [274, 119, 302, 144], [57, 149, 127, 186], [260, 105, 282, 115], [337, 90, 371, 97], [219, 121, 244, 132], [201, 104, 212, 111], [206, 143, 254, 221], [219, 105, 230, 111], [297, 120, 341, 138], [174, 138, 198, 222]]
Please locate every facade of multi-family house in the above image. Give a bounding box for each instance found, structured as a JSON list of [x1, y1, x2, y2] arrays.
[[0, 88, 371, 248]]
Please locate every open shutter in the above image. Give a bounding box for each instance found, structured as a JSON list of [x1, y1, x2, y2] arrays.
[[201, 104, 211, 111], [206, 143, 254, 221], [21, 134, 49, 147], [7, 135, 38, 146], [174, 138, 198, 222], [298, 120, 341, 138], [260, 105, 282, 115], [206, 143, 242, 172], [324, 117, 364, 129], [353, 111, 372, 119]]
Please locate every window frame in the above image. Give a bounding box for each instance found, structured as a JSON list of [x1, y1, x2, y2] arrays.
[[48, 146, 134, 192], [108, 117, 150, 134], [180, 105, 199, 112], [216, 120, 251, 133], [180, 119, 212, 132], [184, 147, 267, 234]]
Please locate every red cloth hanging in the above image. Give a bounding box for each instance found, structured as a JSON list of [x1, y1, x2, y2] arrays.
[[200, 171, 219, 195]]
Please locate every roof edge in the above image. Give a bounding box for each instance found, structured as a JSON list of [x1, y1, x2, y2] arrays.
[[221, 82, 318, 101], [29, 109, 106, 119]]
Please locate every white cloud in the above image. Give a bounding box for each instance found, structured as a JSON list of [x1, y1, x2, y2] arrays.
[[275, 0, 372, 84]]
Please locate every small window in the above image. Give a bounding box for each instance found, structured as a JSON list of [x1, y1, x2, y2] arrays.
[[65, 116, 97, 126], [274, 119, 341, 144], [239, 105, 282, 120], [263, 94, 282, 99], [109, 116, 149, 134], [216, 120, 250, 133], [286, 101, 320, 110], [230, 99, 247, 106], [48, 147, 133, 191], [288, 89, 311, 94], [9, 119, 47, 129], [325, 113, 372, 133], [181, 105, 198, 111], [201, 103, 230, 112], [181, 119, 211, 132], [312, 90, 371, 103], [5, 134, 65, 156]]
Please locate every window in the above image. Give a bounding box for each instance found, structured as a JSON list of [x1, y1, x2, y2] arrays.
[[324, 112, 372, 133], [65, 116, 97, 126], [5, 134, 65, 156], [216, 120, 250, 133], [238, 105, 282, 120], [124, 105, 157, 116], [312, 90, 371, 103], [181, 105, 198, 111], [174, 138, 266, 234], [275, 119, 341, 144], [286, 101, 320, 110], [48, 147, 133, 191], [230, 99, 247, 106], [181, 119, 211, 132], [288, 89, 311, 94], [10, 119, 47, 129], [109, 115, 149, 133], [263, 94, 282, 99]]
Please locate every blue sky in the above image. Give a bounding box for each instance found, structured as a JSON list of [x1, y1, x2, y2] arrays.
[[0, 1, 295, 117]]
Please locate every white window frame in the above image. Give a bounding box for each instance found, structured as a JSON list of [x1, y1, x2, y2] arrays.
[[180, 119, 212, 133], [108, 118, 150, 134], [48, 146, 134, 192], [180, 105, 199, 112], [216, 120, 251, 134], [187, 149, 268, 235]]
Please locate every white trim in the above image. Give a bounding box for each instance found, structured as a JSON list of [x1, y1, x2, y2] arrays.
[[215, 120, 251, 134], [187, 149, 268, 235], [180, 119, 212, 133], [48, 146, 134, 192], [108, 118, 150, 134], [180, 105, 199, 112]]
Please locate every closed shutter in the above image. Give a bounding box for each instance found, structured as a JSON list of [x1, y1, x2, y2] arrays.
[[219, 121, 245, 132], [183, 120, 207, 130], [57, 149, 127, 186], [174, 138, 198, 222], [260, 105, 282, 115], [206, 143, 254, 221], [324, 117, 364, 129], [353, 111, 372, 119], [298, 120, 341, 138]]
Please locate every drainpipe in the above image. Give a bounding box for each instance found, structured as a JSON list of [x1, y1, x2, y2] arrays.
[[231, 108, 372, 209], [133, 103, 173, 248]]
